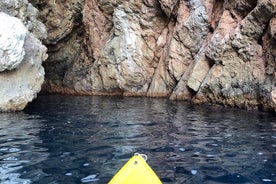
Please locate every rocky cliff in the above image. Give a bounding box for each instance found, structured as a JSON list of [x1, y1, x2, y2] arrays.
[[31, 0, 275, 111], [0, 0, 47, 111]]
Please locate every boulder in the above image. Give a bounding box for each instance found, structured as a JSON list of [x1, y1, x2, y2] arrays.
[[0, 13, 27, 72], [0, 1, 47, 112]]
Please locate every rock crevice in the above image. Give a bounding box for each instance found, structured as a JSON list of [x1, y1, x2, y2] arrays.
[[31, 0, 276, 111]]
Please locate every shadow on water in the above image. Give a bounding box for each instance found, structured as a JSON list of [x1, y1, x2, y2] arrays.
[[0, 95, 275, 183]]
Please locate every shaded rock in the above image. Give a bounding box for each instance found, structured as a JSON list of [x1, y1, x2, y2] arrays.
[[37, 0, 84, 44], [158, 0, 178, 17], [35, 0, 85, 93], [269, 17, 276, 39], [49, 0, 169, 96]]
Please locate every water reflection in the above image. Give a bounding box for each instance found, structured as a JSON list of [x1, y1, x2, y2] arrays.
[[0, 112, 48, 183], [0, 95, 275, 183]]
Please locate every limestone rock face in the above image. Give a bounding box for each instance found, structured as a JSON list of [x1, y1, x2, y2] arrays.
[[183, 1, 275, 110], [0, 0, 47, 40], [0, 1, 47, 111], [38, 0, 276, 111]]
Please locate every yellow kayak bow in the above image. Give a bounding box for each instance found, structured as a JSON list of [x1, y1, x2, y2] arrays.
[[108, 153, 162, 184]]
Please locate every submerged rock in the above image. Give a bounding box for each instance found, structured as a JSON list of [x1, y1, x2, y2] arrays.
[[0, 1, 47, 111]]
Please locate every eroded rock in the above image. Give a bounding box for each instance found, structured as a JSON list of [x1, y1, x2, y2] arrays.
[[0, 1, 47, 112], [37, 0, 276, 112], [0, 13, 27, 72]]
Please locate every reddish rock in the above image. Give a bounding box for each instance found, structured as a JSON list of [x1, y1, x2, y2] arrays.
[[35, 0, 276, 112], [271, 89, 276, 104]]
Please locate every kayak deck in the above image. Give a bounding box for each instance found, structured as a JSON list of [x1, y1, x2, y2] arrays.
[[108, 153, 162, 184]]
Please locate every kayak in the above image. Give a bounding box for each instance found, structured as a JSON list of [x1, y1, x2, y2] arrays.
[[108, 153, 162, 184]]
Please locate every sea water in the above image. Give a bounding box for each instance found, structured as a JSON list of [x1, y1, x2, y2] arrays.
[[0, 95, 275, 184]]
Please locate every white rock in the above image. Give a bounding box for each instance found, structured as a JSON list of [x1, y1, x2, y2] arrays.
[[0, 12, 28, 72], [0, 11, 47, 111]]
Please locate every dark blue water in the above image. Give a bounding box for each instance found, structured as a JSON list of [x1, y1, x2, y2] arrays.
[[0, 95, 275, 184]]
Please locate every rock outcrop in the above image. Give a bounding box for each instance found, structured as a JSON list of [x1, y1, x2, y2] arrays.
[[35, 0, 276, 111], [0, 0, 47, 111]]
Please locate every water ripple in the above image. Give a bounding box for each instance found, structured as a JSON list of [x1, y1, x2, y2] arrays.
[[0, 95, 273, 184]]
